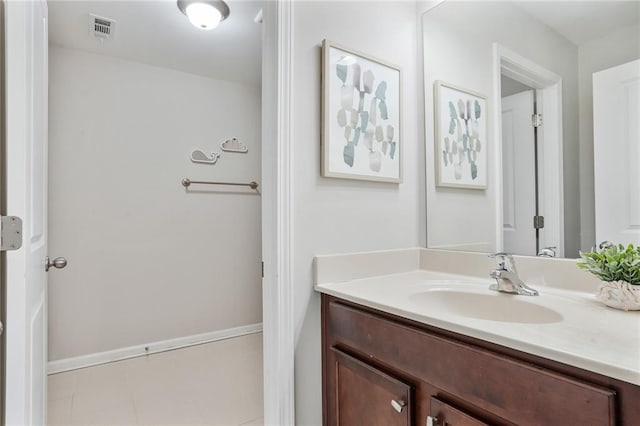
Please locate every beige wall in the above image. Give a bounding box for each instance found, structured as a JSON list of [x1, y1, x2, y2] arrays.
[[291, 2, 424, 424], [48, 46, 262, 360], [578, 24, 640, 251]]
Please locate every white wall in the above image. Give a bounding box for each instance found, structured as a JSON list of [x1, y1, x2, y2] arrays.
[[48, 46, 262, 360], [291, 2, 424, 424], [423, 1, 581, 256], [578, 24, 640, 251]]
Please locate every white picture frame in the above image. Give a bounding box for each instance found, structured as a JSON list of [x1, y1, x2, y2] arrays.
[[434, 80, 488, 189], [321, 40, 402, 183]]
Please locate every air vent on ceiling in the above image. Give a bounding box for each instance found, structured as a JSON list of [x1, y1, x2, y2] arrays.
[[89, 14, 116, 40]]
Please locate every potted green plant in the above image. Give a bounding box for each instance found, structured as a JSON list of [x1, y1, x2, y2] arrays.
[[578, 243, 640, 311]]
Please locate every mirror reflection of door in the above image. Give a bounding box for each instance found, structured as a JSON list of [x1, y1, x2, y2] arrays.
[[593, 59, 640, 246], [423, 0, 640, 258], [501, 82, 537, 256]]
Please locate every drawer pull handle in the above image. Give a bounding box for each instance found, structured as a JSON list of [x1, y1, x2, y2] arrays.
[[427, 416, 439, 426], [391, 399, 406, 413]]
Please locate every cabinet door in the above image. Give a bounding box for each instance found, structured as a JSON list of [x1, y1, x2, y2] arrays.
[[330, 348, 413, 426], [429, 397, 490, 426]]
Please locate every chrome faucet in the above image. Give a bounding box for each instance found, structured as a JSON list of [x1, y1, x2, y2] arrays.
[[488, 252, 539, 296], [537, 246, 557, 258]]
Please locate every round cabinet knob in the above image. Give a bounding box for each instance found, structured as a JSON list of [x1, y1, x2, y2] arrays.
[[46, 256, 68, 272]]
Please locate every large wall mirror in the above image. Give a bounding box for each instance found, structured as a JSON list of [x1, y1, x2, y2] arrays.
[[423, 0, 640, 259]]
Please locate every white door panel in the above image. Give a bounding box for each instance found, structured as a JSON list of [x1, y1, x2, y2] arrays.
[[6, 0, 49, 424], [502, 90, 536, 255], [593, 59, 640, 246]]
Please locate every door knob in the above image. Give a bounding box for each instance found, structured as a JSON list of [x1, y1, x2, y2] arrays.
[[45, 256, 67, 271]]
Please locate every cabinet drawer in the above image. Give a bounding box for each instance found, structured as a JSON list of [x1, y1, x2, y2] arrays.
[[328, 301, 616, 426], [328, 348, 413, 426]]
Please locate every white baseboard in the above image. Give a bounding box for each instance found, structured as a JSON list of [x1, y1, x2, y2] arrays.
[[47, 322, 263, 375]]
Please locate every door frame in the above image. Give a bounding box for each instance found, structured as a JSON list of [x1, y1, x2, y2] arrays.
[[0, 0, 6, 422], [492, 43, 565, 257], [261, 1, 295, 425]]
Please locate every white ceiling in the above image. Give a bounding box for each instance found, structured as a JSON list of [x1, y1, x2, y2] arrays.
[[513, 1, 640, 46], [48, 0, 263, 86]]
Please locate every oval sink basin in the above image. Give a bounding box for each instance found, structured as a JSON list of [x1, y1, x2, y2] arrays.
[[410, 289, 564, 324]]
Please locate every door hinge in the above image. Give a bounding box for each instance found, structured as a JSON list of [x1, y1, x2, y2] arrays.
[[261, 261, 264, 278], [531, 113, 543, 128], [1, 216, 23, 251], [533, 215, 545, 229]]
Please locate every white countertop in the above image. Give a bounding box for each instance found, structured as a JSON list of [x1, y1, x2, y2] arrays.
[[314, 249, 640, 386]]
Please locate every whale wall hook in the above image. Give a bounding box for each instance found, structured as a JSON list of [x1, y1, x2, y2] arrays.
[[190, 150, 220, 165]]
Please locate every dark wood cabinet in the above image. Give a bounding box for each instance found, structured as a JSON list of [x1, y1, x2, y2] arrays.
[[322, 294, 640, 426], [330, 348, 413, 426], [429, 397, 489, 426]]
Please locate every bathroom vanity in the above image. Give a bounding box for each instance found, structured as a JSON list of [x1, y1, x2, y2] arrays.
[[323, 295, 640, 425], [315, 249, 640, 425]]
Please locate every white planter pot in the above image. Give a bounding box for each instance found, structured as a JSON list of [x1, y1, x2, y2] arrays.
[[596, 281, 640, 311]]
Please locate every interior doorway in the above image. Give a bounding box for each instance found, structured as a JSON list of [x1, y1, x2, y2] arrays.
[[0, 1, 294, 424], [493, 43, 565, 258], [45, 1, 265, 424], [500, 81, 539, 256]]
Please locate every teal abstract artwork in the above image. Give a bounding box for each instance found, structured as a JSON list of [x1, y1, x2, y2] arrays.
[[436, 81, 487, 189]]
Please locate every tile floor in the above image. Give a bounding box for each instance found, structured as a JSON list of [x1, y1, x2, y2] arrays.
[[47, 333, 264, 426]]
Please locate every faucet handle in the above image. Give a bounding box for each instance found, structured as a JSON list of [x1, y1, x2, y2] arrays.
[[537, 246, 557, 257], [489, 252, 516, 272], [599, 241, 613, 250]]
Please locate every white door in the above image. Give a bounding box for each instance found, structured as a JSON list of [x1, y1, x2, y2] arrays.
[[593, 59, 640, 247], [501, 90, 537, 256], [5, 1, 49, 424]]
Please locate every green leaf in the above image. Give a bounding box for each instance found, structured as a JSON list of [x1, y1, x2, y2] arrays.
[[578, 243, 640, 284]]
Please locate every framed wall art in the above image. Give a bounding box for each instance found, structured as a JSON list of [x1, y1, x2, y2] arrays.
[[434, 80, 487, 189], [321, 40, 402, 183]]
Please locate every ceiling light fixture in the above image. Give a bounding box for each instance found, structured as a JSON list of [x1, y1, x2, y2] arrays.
[[177, 0, 230, 30]]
